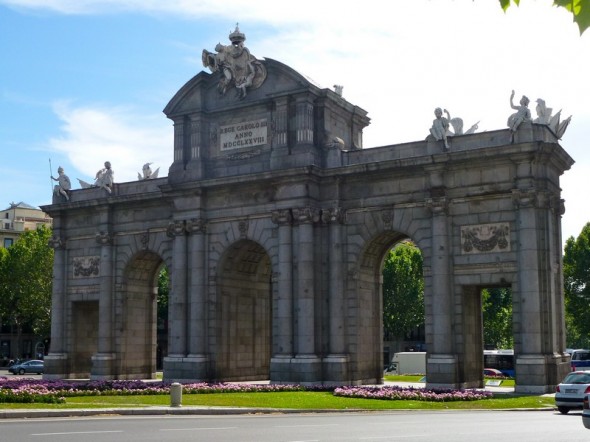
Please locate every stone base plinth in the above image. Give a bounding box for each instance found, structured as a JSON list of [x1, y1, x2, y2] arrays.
[[425, 354, 459, 389], [514, 353, 571, 394], [163, 355, 209, 382], [90, 353, 117, 380], [322, 355, 350, 386], [42, 353, 69, 380], [270, 355, 322, 385]]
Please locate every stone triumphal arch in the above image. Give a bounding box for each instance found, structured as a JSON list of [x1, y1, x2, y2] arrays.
[[42, 28, 573, 393]]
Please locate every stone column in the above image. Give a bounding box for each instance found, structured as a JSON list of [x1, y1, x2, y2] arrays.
[[325, 207, 346, 355], [513, 189, 542, 353], [425, 197, 457, 387], [322, 207, 349, 384], [273, 98, 288, 148], [512, 188, 558, 393], [44, 234, 68, 379], [293, 207, 318, 355], [292, 207, 321, 383], [173, 118, 185, 164], [186, 115, 204, 180], [189, 116, 201, 161], [168, 118, 186, 183], [551, 197, 568, 352], [271, 210, 294, 356], [91, 230, 116, 378], [294, 96, 314, 145], [166, 220, 188, 358], [185, 218, 208, 378]]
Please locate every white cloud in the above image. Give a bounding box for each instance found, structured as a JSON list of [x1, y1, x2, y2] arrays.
[[6, 0, 588, 241], [49, 101, 172, 183]]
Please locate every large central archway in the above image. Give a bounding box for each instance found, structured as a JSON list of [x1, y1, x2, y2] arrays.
[[215, 240, 272, 381]]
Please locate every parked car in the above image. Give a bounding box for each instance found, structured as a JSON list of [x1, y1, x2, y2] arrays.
[[7, 359, 44, 375], [583, 394, 590, 429], [555, 370, 590, 414]]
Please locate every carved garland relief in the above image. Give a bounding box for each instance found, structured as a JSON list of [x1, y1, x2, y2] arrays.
[[73, 256, 100, 279], [461, 223, 510, 254]]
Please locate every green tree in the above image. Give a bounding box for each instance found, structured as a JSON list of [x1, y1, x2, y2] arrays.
[[0, 226, 53, 358], [563, 222, 590, 348], [157, 266, 169, 328], [482, 288, 513, 349], [501, 0, 590, 35], [382, 242, 424, 339]]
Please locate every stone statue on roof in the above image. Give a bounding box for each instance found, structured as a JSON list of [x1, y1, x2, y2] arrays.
[[507, 90, 531, 132], [534, 98, 572, 139], [137, 163, 159, 180], [202, 24, 267, 100], [51, 166, 71, 201], [430, 107, 451, 150], [429, 107, 478, 151], [78, 161, 114, 194]]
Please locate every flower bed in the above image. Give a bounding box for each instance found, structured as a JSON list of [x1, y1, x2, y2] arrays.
[[0, 379, 492, 404], [334, 385, 492, 401], [0, 379, 321, 404]]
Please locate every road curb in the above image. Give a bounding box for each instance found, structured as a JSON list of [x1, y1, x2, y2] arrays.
[[0, 406, 558, 419]]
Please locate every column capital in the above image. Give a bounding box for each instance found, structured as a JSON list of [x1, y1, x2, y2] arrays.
[[512, 189, 537, 209], [187, 218, 207, 234], [293, 207, 321, 224], [48, 236, 66, 249], [425, 197, 448, 215], [167, 220, 186, 237], [95, 231, 112, 246], [321, 207, 346, 224], [271, 209, 293, 226]]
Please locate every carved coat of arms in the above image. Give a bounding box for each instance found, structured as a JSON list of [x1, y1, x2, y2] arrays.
[[202, 25, 267, 100]]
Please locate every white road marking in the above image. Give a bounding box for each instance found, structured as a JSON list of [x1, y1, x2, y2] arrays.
[[32, 431, 123, 436]]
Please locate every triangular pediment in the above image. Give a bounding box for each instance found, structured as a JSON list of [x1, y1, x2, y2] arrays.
[[163, 58, 321, 119]]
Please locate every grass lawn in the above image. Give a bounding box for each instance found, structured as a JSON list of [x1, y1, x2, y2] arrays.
[[383, 375, 516, 388], [0, 374, 545, 411], [0, 391, 554, 411]]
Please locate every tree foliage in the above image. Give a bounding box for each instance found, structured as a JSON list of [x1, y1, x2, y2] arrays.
[[563, 222, 590, 348], [382, 242, 424, 339], [0, 226, 53, 356], [157, 266, 169, 329], [482, 288, 513, 349], [382, 242, 514, 348], [501, 0, 590, 35]]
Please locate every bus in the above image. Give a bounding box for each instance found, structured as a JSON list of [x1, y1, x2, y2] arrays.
[[483, 349, 515, 377]]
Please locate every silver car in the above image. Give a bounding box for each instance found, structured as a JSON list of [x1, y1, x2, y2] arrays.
[[555, 371, 590, 414], [7, 359, 44, 375]]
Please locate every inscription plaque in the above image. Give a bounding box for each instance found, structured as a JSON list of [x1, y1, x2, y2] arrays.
[[220, 119, 268, 151]]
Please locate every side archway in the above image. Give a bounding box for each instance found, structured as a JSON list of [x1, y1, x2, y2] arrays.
[[214, 239, 272, 381], [353, 230, 414, 382], [117, 250, 164, 379]]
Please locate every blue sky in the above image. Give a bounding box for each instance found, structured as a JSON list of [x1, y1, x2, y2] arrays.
[[1, 0, 589, 244]]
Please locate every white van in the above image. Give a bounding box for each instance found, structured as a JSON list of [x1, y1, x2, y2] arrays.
[[386, 352, 426, 375]]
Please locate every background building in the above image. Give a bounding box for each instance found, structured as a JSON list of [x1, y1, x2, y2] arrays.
[[0, 201, 52, 365], [0, 201, 52, 249]]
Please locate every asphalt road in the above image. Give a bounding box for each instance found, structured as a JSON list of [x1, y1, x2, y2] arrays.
[[0, 410, 587, 441]]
